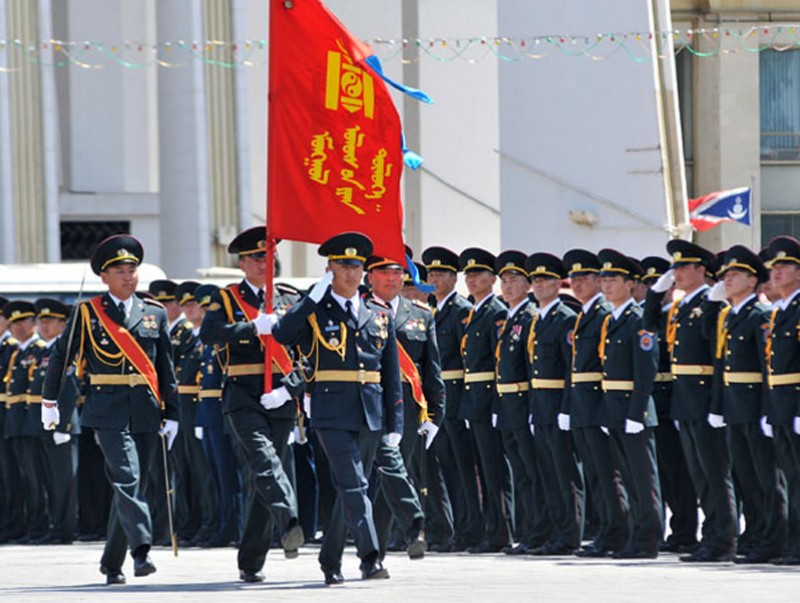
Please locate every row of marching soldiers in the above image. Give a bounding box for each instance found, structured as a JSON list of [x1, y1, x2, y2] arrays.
[[5, 228, 800, 585]]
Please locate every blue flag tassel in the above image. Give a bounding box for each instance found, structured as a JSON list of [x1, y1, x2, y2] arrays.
[[365, 54, 430, 170], [406, 254, 435, 294]]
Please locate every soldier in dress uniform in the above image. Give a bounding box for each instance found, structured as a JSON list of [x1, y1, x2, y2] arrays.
[[458, 247, 514, 554], [365, 254, 445, 561], [148, 279, 194, 545], [596, 250, 662, 559], [492, 251, 548, 556], [709, 246, 787, 563], [0, 296, 22, 544], [42, 234, 179, 584], [421, 246, 484, 552], [28, 299, 80, 544], [200, 226, 305, 583], [561, 249, 630, 558], [194, 284, 240, 547], [172, 281, 217, 546], [271, 232, 403, 584], [524, 252, 585, 555], [3, 301, 48, 543], [639, 257, 698, 552], [644, 239, 737, 563], [763, 235, 800, 565]]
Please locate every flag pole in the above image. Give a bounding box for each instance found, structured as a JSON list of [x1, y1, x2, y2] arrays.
[[262, 0, 285, 394]]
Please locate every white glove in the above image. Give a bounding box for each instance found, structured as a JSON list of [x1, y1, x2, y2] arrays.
[[600, 426, 609, 436], [794, 416, 800, 436], [491, 413, 498, 428], [159, 419, 179, 451], [287, 429, 296, 446], [309, 271, 334, 303], [707, 281, 727, 303], [464, 419, 470, 430], [41, 402, 60, 431], [760, 416, 773, 438], [651, 269, 675, 293], [385, 432, 402, 448], [53, 432, 71, 446], [673, 420, 681, 431], [557, 413, 571, 431], [254, 312, 278, 335], [417, 420, 439, 450], [707, 413, 726, 429], [194, 426, 203, 440], [294, 425, 307, 445], [260, 386, 292, 410], [303, 393, 311, 418], [625, 419, 645, 434]]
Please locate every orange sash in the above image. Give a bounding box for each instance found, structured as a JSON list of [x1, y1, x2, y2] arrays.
[[227, 286, 293, 376], [88, 297, 161, 402], [397, 341, 431, 424]]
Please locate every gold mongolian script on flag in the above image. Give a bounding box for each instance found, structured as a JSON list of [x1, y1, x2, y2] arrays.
[[300, 39, 393, 215]]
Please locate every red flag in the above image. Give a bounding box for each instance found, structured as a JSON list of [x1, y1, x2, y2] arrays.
[[267, 0, 406, 262]]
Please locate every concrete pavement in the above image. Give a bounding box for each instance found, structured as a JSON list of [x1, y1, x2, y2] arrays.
[[0, 542, 796, 602]]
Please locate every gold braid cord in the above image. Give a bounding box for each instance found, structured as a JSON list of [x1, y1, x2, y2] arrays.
[[526, 313, 539, 364], [597, 314, 611, 362], [715, 306, 732, 360], [80, 303, 124, 368], [298, 314, 348, 383]]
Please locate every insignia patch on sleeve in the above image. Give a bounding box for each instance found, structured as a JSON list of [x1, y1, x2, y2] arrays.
[[638, 330, 655, 351]]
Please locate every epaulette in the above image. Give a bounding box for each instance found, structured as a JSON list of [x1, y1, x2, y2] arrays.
[[184, 321, 194, 330], [6, 337, 18, 346], [411, 299, 433, 313], [143, 298, 165, 309], [525, 304, 537, 317], [276, 282, 301, 297], [34, 339, 47, 348]]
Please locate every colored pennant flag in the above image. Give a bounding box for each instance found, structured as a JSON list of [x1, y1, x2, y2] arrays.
[[688, 187, 751, 232], [267, 0, 429, 262]]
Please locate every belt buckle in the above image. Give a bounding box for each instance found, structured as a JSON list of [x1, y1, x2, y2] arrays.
[[357, 369, 367, 384]]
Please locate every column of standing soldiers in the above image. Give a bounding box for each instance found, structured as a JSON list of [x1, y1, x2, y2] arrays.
[[2, 228, 800, 585]]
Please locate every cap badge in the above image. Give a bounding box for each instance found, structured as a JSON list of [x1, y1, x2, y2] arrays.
[[345, 247, 357, 257], [505, 262, 514, 269], [431, 259, 441, 266], [537, 265, 545, 273], [647, 267, 655, 275], [777, 251, 787, 259], [257, 240, 267, 250], [11, 310, 20, 318], [603, 261, 612, 269], [729, 257, 737, 265], [572, 263, 581, 271], [673, 252, 682, 260], [467, 259, 476, 266], [42, 307, 50, 314], [158, 290, 167, 298]]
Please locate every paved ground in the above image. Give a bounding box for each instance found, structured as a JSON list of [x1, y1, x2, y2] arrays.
[[0, 542, 796, 602]]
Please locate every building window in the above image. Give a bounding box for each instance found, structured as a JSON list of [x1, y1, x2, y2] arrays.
[[60, 220, 131, 260], [760, 50, 800, 161], [762, 212, 800, 243]]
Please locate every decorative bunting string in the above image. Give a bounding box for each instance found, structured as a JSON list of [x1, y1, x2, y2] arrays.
[[1, 25, 800, 71]]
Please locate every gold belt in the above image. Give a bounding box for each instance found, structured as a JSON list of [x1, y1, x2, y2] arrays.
[[654, 372, 672, 382], [530, 378, 566, 389], [571, 372, 603, 384], [671, 364, 714, 376], [227, 363, 280, 377], [315, 369, 381, 384], [90, 374, 149, 387], [602, 380, 634, 391], [178, 385, 200, 395], [463, 371, 495, 383], [768, 373, 800, 387], [724, 372, 762, 385], [6, 393, 27, 405], [441, 369, 465, 380], [497, 381, 529, 394], [26, 395, 43, 404], [198, 389, 223, 399]]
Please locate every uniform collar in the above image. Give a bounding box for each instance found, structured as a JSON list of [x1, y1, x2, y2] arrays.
[[731, 293, 756, 315], [436, 290, 457, 312], [244, 279, 264, 300], [17, 334, 39, 351], [108, 293, 134, 317], [537, 297, 559, 320], [503, 298, 527, 320], [372, 294, 400, 317], [611, 297, 634, 320], [581, 292, 603, 314], [472, 293, 494, 313], [779, 287, 800, 310], [167, 313, 185, 333], [680, 284, 709, 306], [330, 289, 361, 316]]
